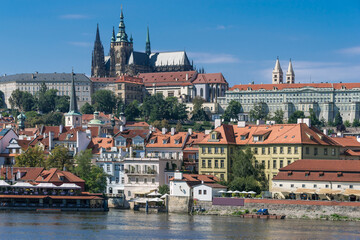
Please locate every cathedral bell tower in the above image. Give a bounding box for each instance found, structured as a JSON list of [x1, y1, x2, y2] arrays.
[[286, 59, 295, 84], [65, 72, 82, 128], [91, 24, 106, 77], [109, 6, 133, 76], [272, 57, 283, 84]]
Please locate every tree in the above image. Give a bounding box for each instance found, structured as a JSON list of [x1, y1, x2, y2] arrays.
[[344, 120, 351, 128], [288, 111, 305, 124], [161, 119, 170, 130], [46, 146, 73, 170], [176, 122, 183, 132], [55, 96, 70, 112], [15, 146, 46, 167], [191, 97, 209, 121], [353, 119, 360, 127], [272, 109, 284, 124], [0, 90, 5, 108], [222, 100, 242, 122], [193, 122, 204, 132], [37, 87, 58, 113], [165, 97, 188, 121], [73, 150, 107, 193], [9, 90, 35, 111], [334, 112, 343, 127], [229, 148, 267, 193], [80, 102, 95, 114], [249, 103, 268, 121], [124, 100, 140, 121], [158, 184, 169, 195], [309, 108, 322, 128], [151, 120, 162, 130], [92, 90, 117, 114]]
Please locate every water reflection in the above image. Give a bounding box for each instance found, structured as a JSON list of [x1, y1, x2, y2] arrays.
[[0, 210, 359, 239]]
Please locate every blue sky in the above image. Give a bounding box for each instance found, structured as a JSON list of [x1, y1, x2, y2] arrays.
[[1, 0, 360, 86]]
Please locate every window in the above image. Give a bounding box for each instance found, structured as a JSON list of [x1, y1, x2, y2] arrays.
[[121, 177, 124, 184], [267, 160, 270, 169], [261, 160, 265, 166], [332, 148, 336, 156], [262, 148, 265, 155], [128, 177, 131, 183], [220, 174, 224, 180], [291, 184, 294, 188], [280, 147, 284, 154], [115, 165, 120, 171], [202, 160, 206, 168], [215, 147, 219, 154], [207, 160, 212, 168], [305, 147, 310, 155], [107, 165, 110, 172], [325, 185, 329, 188], [204, 190, 207, 195], [337, 185, 341, 188], [324, 148, 328, 155], [273, 147, 277, 154], [314, 147, 318, 156], [287, 147, 291, 154], [279, 184, 283, 187], [280, 160, 283, 168], [294, 147, 298, 154], [144, 178, 147, 183], [215, 160, 219, 168], [302, 184, 305, 188], [202, 147, 206, 154], [208, 147, 212, 154], [198, 190, 202, 195], [220, 160, 224, 168], [313, 184, 317, 188], [152, 178, 155, 184], [116, 177, 119, 183], [350, 185, 354, 189], [273, 160, 277, 169], [221, 147, 225, 154], [135, 178, 139, 183]]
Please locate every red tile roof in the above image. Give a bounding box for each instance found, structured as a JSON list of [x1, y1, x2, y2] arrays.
[[183, 132, 206, 151], [138, 71, 196, 87], [89, 137, 115, 154], [273, 159, 360, 182], [125, 121, 150, 129], [230, 82, 360, 91], [192, 73, 228, 84], [170, 174, 219, 184], [146, 131, 188, 148], [331, 136, 360, 148]]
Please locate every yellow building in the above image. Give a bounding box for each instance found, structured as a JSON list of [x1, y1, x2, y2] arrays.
[[198, 122, 340, 187]]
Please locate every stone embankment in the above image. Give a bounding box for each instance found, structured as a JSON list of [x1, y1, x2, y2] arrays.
[[194, 199, 360, 221]]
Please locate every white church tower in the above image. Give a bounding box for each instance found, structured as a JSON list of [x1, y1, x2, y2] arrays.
[[272, 57, 283, 84], [286, 59, 295, 84], [65, 72, 82, 128]]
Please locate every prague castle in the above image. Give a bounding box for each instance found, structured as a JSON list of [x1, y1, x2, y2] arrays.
[[91, 8, 194, 77]]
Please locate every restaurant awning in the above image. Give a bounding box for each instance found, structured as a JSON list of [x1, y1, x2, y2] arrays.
[[294, 188, 316, 194], [147, 191, 161, 197], [34, 183, 59, 188], [271, 187, 292, 193], [148, 198, 163, 202], [58, 183, 81, 189], [0, 180, 10, 187], [12, 182, 34, 188], [316, 189, 343, 195], [343, 189, 360, 196]]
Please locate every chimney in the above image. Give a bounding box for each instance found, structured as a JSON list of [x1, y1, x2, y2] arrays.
[[49, 131, 54, 151], [129, 147, 133, 158], [214, 119, 222, 129], [162, 128, 167, 135], [120, 125, 124, 132], [188, 128, 193, 135], [323, 129, 328, 136], [171, 127, 175, 136], [174, 170, 183, 180], [297, 118, 303, 124], [303, 118, 311, 127], [186, 73, 189, 81], [256, 120, 265, 125], [59, 124, 63, 134]]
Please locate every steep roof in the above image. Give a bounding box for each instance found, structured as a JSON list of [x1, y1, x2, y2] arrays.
[[183, 132, 206, 151], [330, 136, 360, 148], [230, 82, 360, 91], [192, 73, 228, 85], [149, 51, 191, 67], [170, 174, 219, 187], [128, 51, 149, 66], [0, 73, 91, 83], [138, 71, 197, 87], [146, 131, 188, 148], [198, 123, 339, 146], [273, 159, 360, 182]]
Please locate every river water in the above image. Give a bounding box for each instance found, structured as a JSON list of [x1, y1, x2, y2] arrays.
[[0, 210, 359, 239]]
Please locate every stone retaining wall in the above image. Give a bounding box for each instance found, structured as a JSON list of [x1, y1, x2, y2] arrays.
[[168, 196, 192, 213]]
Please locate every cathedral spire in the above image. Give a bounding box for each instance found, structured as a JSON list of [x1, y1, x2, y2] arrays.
[[69, 71, 79, 113], [111, 26, 115, 42], [145, 26, 151, 55], [117, 6, 128, 42], [95, 23, 101, 43], [91, 24, 106, 77], [274, 56, 282, 72], [287, 58, 294, 74], [286, 58, 295, 84], [272, 56, 283, 84]]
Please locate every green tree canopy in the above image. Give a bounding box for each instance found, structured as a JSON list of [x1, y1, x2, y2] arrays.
[[223, 100, 242, 122], [191, 97, 209, 121], [309, 108, 322, 128], [353, 119, 360, 127], [92, 90, 117, 114], [73, 150, 107, 193], [55, 96, 70, 113], [288, 110, 305, 124], [9, 90, 36, 111], [158, 184, 170, 195], [80, 102, 95, 114], [124, 100, 141, 121], [46, 145, 73, 170], [0, 91, 5, 108], [175, 122, 183, 132], [272, 109, 284, 124], [249, 103, 268, 121], [15, 146, 46, 167], [334, 112, 343, 127]]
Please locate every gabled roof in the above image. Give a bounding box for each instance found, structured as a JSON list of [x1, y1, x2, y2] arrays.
[[199, 123, 339, 146], [149, 51, 191, 67], [138, 71, 197, 87], [89, 137, 115, 154], [114, 129, 149, 139], [192, 73, 228, 85], [146, 131, 188, 148], [128, 51, 149, 66], [331, 136, 360, 148], [170, 174, 219, 187], [183, 132, 206, 151]]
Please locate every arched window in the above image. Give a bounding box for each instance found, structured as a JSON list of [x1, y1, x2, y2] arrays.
[[200, 88, 203, 97]]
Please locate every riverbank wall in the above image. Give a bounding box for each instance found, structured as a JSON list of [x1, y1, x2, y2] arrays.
[[195, 198, 360, 219]]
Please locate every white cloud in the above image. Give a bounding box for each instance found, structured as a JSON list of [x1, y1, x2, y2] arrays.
[[60, 14, 89, 20], [337, 46, 360, 55], [188, 52, 240, 64], [68, 42, 92, 47]]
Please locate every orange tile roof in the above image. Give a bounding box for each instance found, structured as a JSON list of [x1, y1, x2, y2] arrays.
[[138, 71, 196, 87], [170, 174, 219, 187], [89, 137, 115, 154], [82, 112, 119, 122], [183, 132, 206, 151], [146, 131, 188, 148], [198, 123, 339, 146], [274, 159, 360, 182], [331, 136, 360, 148], [230, 82, 360, 91], [125, 121, 150, 128], [1, 167, 45, 181], [192, 73, 228, 84], [345, 149, 360, 156]]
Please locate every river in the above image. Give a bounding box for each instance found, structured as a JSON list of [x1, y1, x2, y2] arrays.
[[0, 210, 359, 239]]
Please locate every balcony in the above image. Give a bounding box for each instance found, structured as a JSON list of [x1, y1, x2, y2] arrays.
[[125, 169, 157, 175]]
